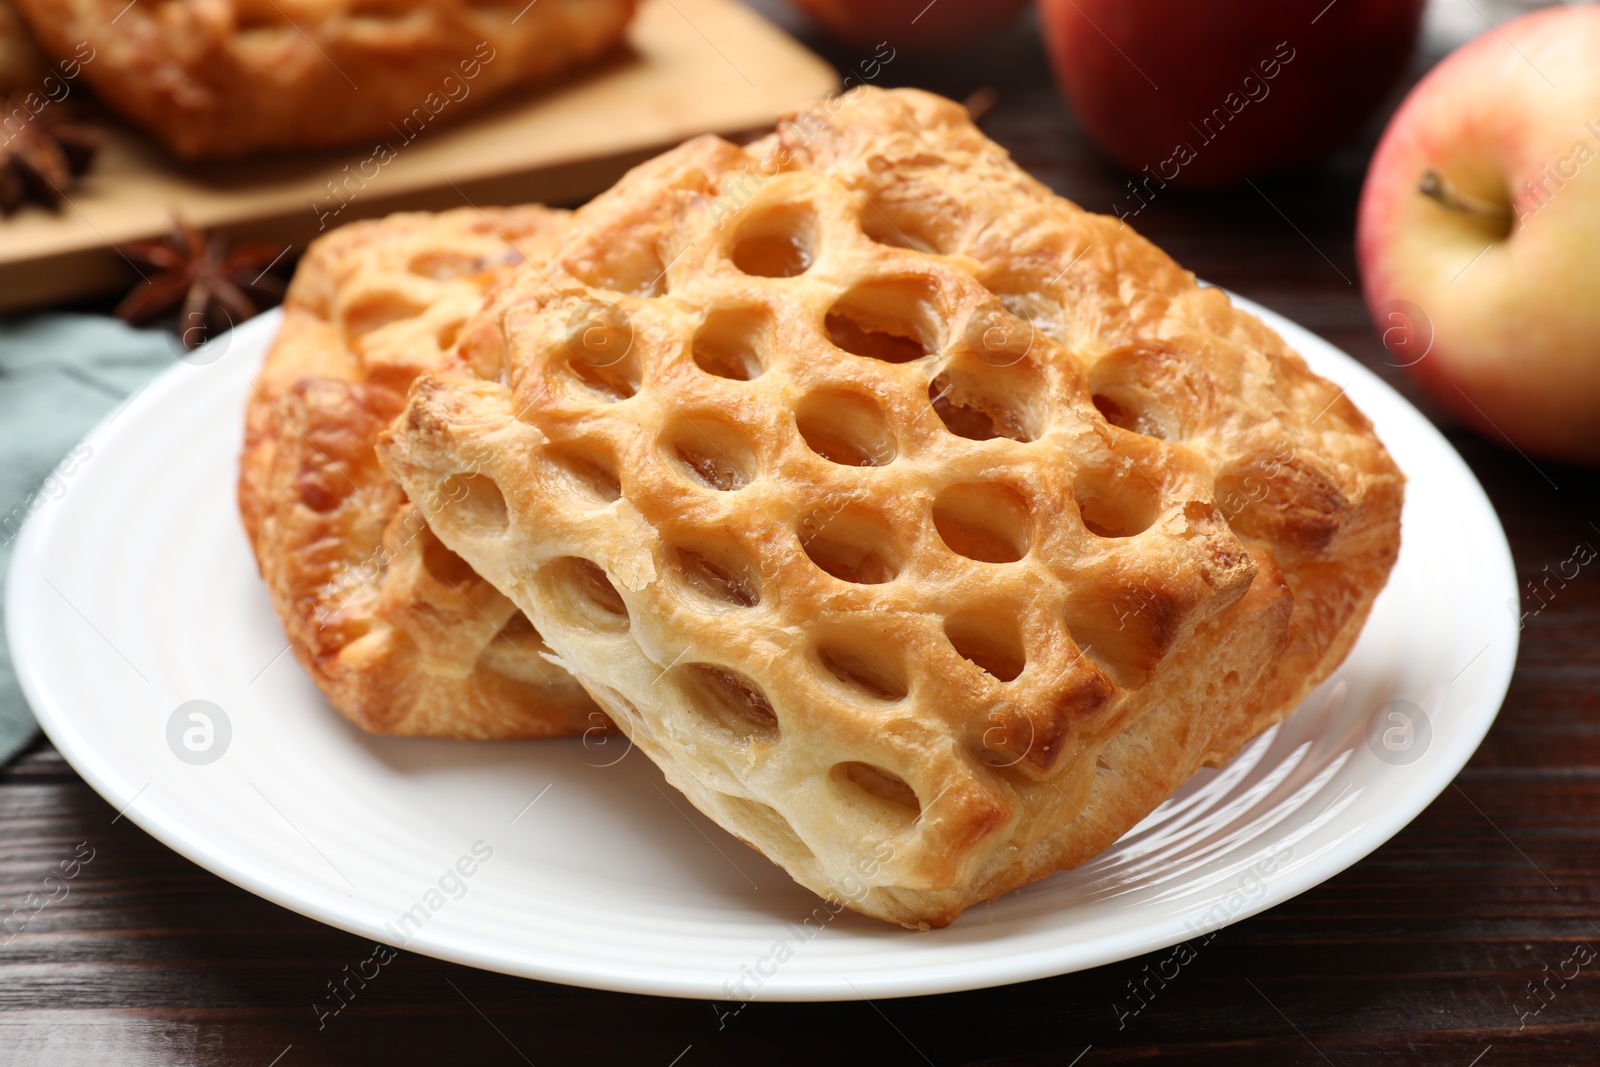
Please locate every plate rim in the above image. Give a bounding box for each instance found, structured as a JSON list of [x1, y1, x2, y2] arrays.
[[5, 296, 1519, 1001]]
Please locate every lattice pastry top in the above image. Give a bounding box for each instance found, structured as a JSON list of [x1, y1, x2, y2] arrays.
[[240, 206, 597, 739], [378, 88, 1402, 927], [12, 0, 634, 158]]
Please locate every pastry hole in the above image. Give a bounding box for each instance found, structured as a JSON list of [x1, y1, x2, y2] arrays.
[[436, 318, 465, 351], [825, 278, 940, 364], [794, 390, 895, 466], [478, 611, 555, 681], [1062, 610, 1148, 689], [497, 611, 538, 640], [1063, 577, 1183, 692], [563, 298, 639, 401], [677, 664, 779, 743], [816, 646, 908, 702], [932, 483, 1031, 563], [349, 0, 412, 18], [944, 615, 1025, 682], [420, 526, 476, 587], [720, 795, 813, 861], [799, 508, 901, 585], [445, 473, 508, 534], [1062, 582, 1184, 691], [296, 459, 348, 513], [1089, 340, 1212, 441], [566, 354, 639, 401], [1092, 392, 1163, 439], [663, 417, 756, 491], [1075, 466, 1160, 538], [408, 249, 484, 280], [544, 444, 621, 504], [349, 11, 409, 29], [730, 203, 816, 278], [534, 557, 629, 634], [859, 201, 944, 255], [669, 543, 761, 609], [340, 293, 427, 338], [234, 4, 287, 32], [827, 313, 924, 364], [929, 361, 1044, 443], [692, 307, 769, 381], [832, 762, 920, 821]]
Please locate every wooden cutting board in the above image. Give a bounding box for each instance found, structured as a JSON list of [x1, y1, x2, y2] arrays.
[[0, 0, 836, 314]]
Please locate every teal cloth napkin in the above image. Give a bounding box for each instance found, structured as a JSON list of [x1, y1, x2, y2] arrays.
[[0, 314, 174, 766]]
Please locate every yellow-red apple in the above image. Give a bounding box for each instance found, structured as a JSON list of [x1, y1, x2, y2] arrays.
[[1358, 6, 1600, 464]]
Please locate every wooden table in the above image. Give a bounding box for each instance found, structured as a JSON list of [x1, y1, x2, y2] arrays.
[[4, 8, 1598, 1065]]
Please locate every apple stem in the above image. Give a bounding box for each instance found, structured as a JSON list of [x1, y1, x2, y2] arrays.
[[1419, 170, 1512, 226]]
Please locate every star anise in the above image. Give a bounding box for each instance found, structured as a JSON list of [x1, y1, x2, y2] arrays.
[[115, 217, 289, 349], [0, 95, 98, 214]]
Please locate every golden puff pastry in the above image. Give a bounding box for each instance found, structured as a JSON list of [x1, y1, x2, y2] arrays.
[[11, 0, 635, 158], [240, 205, 600, 739], [377, 88, 1403, 926]]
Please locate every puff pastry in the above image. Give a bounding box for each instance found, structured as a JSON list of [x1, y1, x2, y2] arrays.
[[11, 0, 635, 158], [378, 88, 1403, 926], [240, 206, 598, 738]]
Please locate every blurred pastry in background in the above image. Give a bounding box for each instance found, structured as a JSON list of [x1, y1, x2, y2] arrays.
[[239, 205, 602, 738], [9, 0, 637, 159], [238, 206, 604, 742], [0, 0, 46, 94], [1, 0, 97, 215]]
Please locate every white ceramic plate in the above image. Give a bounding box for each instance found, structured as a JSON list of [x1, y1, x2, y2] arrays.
[[7, 297, 1517, 1001]]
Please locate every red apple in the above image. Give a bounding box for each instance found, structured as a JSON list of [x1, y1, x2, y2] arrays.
[[787, 0, 1028, 54], [1358, 6, 1600, 465], [1040, 0, 1424, 189]]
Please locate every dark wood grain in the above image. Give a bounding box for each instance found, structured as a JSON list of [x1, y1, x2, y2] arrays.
[[4, 7, 1600, 1065]]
